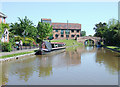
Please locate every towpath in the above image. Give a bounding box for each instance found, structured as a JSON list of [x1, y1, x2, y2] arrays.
[[0, 48, 39, 57]]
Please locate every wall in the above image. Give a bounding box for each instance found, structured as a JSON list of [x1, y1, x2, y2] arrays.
[[53, 29, 81, 40]]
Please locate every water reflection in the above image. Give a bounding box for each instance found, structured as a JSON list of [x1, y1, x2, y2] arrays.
[[96, 48, 119, 74], [1, 56, 36, 86], [37, 55, 53, 77], [1, 63, 9, 86], [1, 46, 119, 85]]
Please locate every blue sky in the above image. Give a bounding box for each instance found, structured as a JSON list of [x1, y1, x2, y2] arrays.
[[1, 2, 118, 35]]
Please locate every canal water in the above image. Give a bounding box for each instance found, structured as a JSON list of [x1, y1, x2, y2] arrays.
[[0, 46, 120, 85]]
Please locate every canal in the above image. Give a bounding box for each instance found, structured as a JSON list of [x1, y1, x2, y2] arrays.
[[1, 46, 120, 85]]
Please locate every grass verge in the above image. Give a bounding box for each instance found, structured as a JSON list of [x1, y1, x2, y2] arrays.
[[106, 46, 120, 52], [0, 51, 34, 59], [51, 39, 83, 46]]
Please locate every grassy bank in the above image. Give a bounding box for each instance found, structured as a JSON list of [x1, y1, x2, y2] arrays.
[[51, 39, 83, 46], [0, 51, 34, 59], [106, 46, 120, 52]]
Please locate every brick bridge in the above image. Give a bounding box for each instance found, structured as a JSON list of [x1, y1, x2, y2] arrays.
[[77, 36, 101, 45]]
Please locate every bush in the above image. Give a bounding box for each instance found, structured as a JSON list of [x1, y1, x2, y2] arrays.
[[15, 36, 22, 41], [2, 42, 12, 52]]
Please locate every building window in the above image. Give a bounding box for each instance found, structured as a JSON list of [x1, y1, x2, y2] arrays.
[[55, 34, 59, 38], [77, 35, 79, 37], [55, 30, 58, 32], [61, 35, 64, 37], [71, 35, 75, 37], [61, 30, 64, 35], [71, 30, 74, 33], [65, 30, 70, 34], [59, 25, 61, 27], [77, 30, 79, 33], [66, 35, 69, 38]]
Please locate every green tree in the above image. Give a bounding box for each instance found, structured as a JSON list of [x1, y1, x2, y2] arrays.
[[36, 22, 53, 49], [93, 22, 108, 39], [88, 35, 92, 37], [93, 18, 120, 46], [81, 31, 86, 36], [105, 19, 120, 46], [10, 16, 37, 39]]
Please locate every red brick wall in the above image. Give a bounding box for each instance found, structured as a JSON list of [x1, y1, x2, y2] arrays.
[[53, 29, 81, 40]]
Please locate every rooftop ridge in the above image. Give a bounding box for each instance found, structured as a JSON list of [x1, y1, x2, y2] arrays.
[[0, 12, 7, 18], [52, 22, 81, 25]]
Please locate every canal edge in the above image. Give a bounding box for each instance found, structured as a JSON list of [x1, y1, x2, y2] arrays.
[[0, 52, 35, 63]]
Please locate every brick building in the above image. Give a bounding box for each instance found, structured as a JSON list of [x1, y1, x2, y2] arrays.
[[41, 18, 81, 40]]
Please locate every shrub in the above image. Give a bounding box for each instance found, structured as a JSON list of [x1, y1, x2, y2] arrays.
[[2, 42, 12, 52], [15, 36, 22, 41]]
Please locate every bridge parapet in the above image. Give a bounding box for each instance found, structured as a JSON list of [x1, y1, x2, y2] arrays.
[[77, 36, 101, 44]]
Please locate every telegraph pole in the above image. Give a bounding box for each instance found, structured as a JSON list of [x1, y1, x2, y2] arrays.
[[67, 20, 68, 40]]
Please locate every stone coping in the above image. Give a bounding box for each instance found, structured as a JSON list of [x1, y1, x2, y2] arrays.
[[0, 52, 35, 63]]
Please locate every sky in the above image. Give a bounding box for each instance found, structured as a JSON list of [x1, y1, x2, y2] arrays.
[[0, 1, 118, 35]]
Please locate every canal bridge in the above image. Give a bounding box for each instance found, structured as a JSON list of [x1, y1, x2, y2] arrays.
[[77, 36, 101, 45]]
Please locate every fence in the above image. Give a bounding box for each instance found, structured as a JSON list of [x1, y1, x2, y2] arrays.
[[12, 45, 39, 51], [0, 45, 39, 52]]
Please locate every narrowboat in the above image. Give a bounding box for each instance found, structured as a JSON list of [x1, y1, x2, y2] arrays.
[[35, 41, 66, 55]]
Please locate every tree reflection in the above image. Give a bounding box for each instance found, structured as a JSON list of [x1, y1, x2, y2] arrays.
[[96, 48, 119, 74], [1, 63, 9, 86], [1, 56, 36, 85], [37, 56, 53, 77], [12, 57, 36, 82]]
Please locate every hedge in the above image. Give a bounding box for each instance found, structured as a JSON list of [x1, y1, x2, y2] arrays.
[[2, 42, 12, 52]]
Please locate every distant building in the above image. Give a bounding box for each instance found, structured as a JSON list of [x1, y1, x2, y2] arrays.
[[0, 12, 7, 23], [41, 18, 81, 40], [0, 12, 9, 43], [1, 28, 9, 43], [41, 18, 52, 24]]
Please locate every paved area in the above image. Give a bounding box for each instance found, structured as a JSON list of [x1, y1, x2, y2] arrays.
[[0, 48, 39, 57]]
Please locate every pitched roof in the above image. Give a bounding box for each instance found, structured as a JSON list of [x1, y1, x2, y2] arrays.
[[0, 12, 7, 18], [41, 18, 51, 21], [52, 23, 81, 30]]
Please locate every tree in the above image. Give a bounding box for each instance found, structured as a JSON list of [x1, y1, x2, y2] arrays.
[[10, 16, 37, 39], [81, 31, 86, 36], [93, 22, 108, 38], [105, 19, 120, 46], [36, 22, 53, 49], [93, 18, 120, 46], [88, 35, 92, 37]]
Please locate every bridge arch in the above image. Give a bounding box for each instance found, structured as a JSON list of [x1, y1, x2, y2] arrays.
[[77, 36, 101, 45], [84, 39, 95, 45]]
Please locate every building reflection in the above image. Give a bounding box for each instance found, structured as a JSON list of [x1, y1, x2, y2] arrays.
[[96, 48, 119, 74], [36, 55, 53, 77], [65, 47, 81, 66], [2, 46, 118, 85]]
